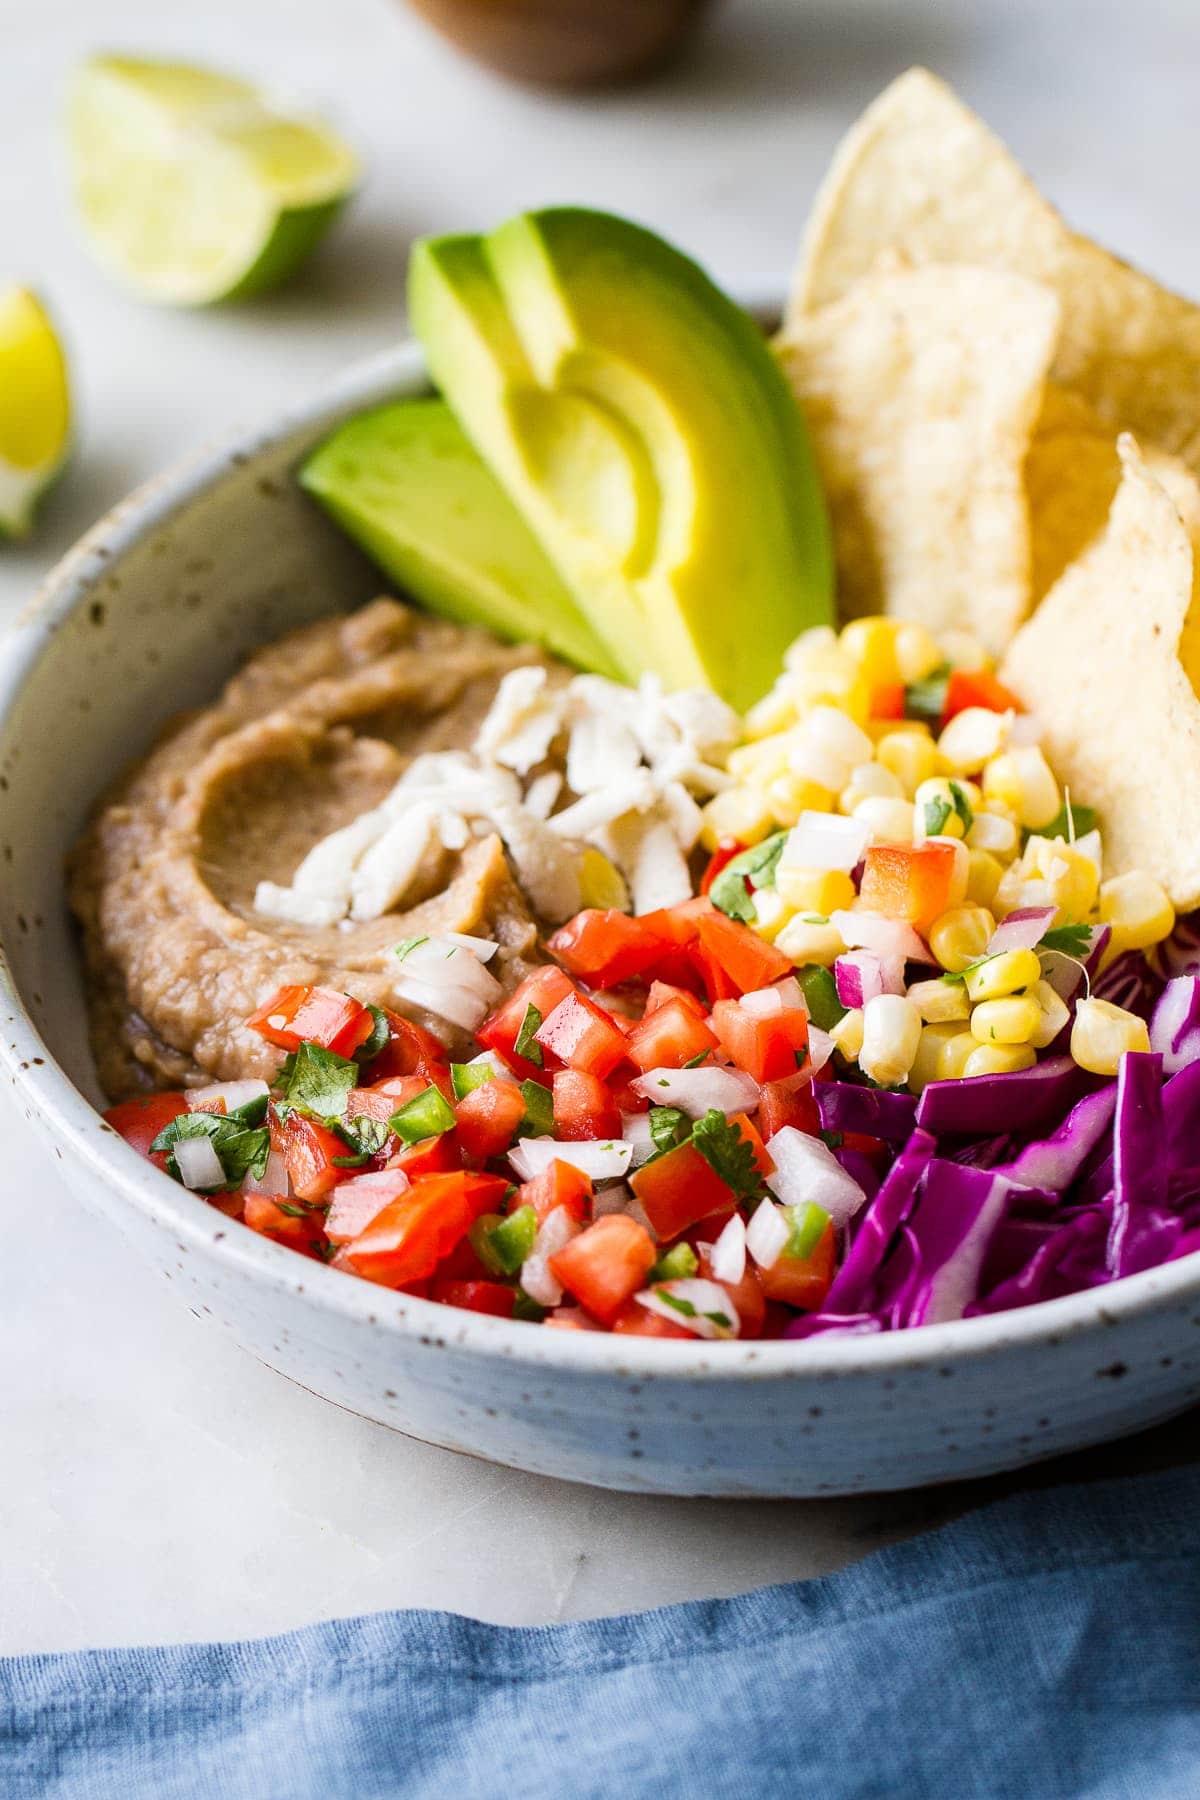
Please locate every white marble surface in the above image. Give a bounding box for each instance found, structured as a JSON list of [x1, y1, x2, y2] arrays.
[[2, 0, 1198, 1653]]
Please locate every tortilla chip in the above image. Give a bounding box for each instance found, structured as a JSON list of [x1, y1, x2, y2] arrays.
[[1001, 436, 1200, 908], [776, 262, 1058, 651], [791, 69, 1200, 476]]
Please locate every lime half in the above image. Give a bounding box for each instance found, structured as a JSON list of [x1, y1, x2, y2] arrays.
[[0, 288, 70, 539], [67, 56, 360, 305]]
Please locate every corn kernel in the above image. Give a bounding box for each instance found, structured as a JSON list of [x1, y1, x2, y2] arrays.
[[966, 849, 1004, 910], [962, 1043, 1038, 1079], [907, 978, 971, 1024], [853, 796, 916, 844], [914, 777, 970, 841], [962, 947, 1042, 1003], [700, 787, 776, 850], [1070, 998, 1151, 1076], [782, 625, 840, 672], [982, 747, 1060, 830], [1007, 836, 1099, 922], [937, 707, 1011, 775], [829, 1007, 865, 1059], [765, 773, 834, 829], [774, 915, 846, 967], [1029, 979, 1070, 1050], [727, 736, 790, 782], [745, 686, 799, 739], [875, 728, 940, 797], [747, 888, 792, 942], [967, 808, 1020, 861], [775, 867, 857, 914], [929, 904, 995, 973], [578, 847, 629, 911], [839, 761, 905, 813], [970, 995, 1042, 1046], [787, 666, 871, 727], [908, 1022, 969, 1093], [840, 617, 901, 686], [934, 1030, 978, 1080], [859, 994, 923, 1087], [941, 630, 989, 672], [928, 836, 971, 907], [894, 622, 944, 684], [1099, 871, 1176, 955]]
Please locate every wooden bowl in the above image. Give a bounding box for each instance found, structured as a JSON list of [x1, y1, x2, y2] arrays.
[[404, 0, 715, 89]]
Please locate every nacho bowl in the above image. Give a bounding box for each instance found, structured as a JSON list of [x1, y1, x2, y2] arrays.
[[2, 326, 1199, 1497]]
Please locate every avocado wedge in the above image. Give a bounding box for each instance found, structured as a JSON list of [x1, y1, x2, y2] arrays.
[[408, 208, 832, 710], [299, 396, 622, 676]]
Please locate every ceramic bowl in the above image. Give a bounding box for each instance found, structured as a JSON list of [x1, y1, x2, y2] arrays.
[[2, 334, 1199, 1498]]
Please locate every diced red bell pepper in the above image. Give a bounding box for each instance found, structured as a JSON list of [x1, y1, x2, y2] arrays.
[[341, 1171, 510, 1289], [696, 1247, 767, 1339], [534, 990, 630, 1080], [711, 999, 811, 1084], [692, 913, 791, 998], [386, 1130, 462, 1179], [104, 1091, 190, 1171], [759, 1076, 820, 1141], [610, 1298, 693, 1338], [548, 1214, 657, 1324], [941, 667, 1022, 726], [630, 1139, 738, 1241], [626, 997, 719, 1073], [243, 1191, 327, 1248], [326, 1169, 411, 1244], [454, 1078, 527, 1162], [869, 681, 907, 721], [546, 909, 673, 990], [430, 1277, 516, 1319], [280, 1111, 347, 1202], [514, 1159, 592, 1227], [644, 980, 709, 1020], [551, 1068, 621, 1141], [699, 840, 746, 898], [757, 1215, 836, 1310], [475, 966, 574, 1081], [858, 841, 959, 934], [246, 984, 374, 1058]]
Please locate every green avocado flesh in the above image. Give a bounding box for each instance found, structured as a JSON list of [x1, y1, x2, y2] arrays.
[[300, 396, 621, 675], [408, 207, 833, 710]]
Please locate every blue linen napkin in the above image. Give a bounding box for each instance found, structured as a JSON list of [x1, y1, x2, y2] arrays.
[[3, 1463, 1198, 1800]]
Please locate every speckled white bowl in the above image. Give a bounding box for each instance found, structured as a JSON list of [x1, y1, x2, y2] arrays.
[[2, 336, 1199, 1496]]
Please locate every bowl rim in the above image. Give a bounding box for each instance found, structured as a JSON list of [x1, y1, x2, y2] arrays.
[[1, 328, 1197, 1385]]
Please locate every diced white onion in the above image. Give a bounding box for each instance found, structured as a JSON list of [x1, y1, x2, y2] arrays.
[[782, 810, 871, 874], [518, 1255, 562, 1308], [173, 1135, 226, 1192], [465, 1049, 519, 1084], [806, 1026, 836, 1073], [620, 1111, 657, 1167], [831, 908, 931, 965], [709, 1212, 747, 1285], [631, 1065, 760, 1118], [966, 810, 1019, 856], [396, 935, 502, 998], [739, 986, 785, 1018], [534, 1203, 580, 1260], [746, 1198, 790, 1270], [508, 1137, 634, 1182], [764, 1126, 867, 1229], [242, 1149, 290, 1201], [392, 974, 491, 1033], [187, 1078, 269, 1116], [636, 1278, 740, 1339], [519, 1206, 579, 1310]]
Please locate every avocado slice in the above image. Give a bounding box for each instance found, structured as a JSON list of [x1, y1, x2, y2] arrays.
[[299, 395, 622, 676], [408, 208, 833, 710]]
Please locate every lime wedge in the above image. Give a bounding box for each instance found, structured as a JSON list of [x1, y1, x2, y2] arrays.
[[0, 288, 70, 539], [67, 56, 360, 305]]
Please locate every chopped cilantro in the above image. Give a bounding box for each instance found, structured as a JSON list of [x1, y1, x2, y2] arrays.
[[1041, 921, 1093, 958], [922, 795, 953, 838], [704, 1310, 733, 1329], [277, 1041, 358, 1122], [149, 1109, 271, 1191], [332, 1115, 391, 1168], [709, 832, 788, 924], [691, 1109, 765, 1202], [274, 1198, 327, 1220], [393, 936, 430, 962], [818, 1128, 844, 1151], [355, 1004, 391, 1064], [389, 1084, 456, 1145], [513, 1003, 544, 1067], [225, 1091, 269, 1128], [650, 1242, 699, 1282], [656, 1288, 697, 1318], [948, 781, 974, 834], [518, 1078, 554, 1139], [797, 964, 845, 1032], [451, 1061, 494, 1100], [904, 665, 950, 724], [648, 1105, 690, 1156]]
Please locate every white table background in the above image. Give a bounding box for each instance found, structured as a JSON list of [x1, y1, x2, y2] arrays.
[[1, 0, 1198, 1654]]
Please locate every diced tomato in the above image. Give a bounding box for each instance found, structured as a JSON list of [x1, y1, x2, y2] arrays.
[[326, 1170, 411, 1244], [711, 999, 810, 1084], [437, 1233, 494, 1281], [345, 1075, 426, 1124], [635, 898, 715, 991], [869, 681, 906, 721], [430, 1277, 516, 1319], [367, 1011, 451, 1084], [626, 997, 719, 1073], [514, 1159, 592, 1227], [611, 1076, 650, 1115], [543, 1306, 604, 1331], [758, 1215, 836, 1310], [699, 840, 745, 898], [546, 910, 673, 990], [455, 1079, 527, 1161], [551, 1068, 621, 1141], [726, 1112, 773, 1176], [476, 966, 573, 1081], [280, 1112, 347, 1202], [243, 1191, 326, 1248], [859, 841, 959, 934], [387, 1131, 462, 1179], [630, 1139, 738, 1241], [535, 990, 630, 1079], [548, 1214, 657, 1324], [696, 1247, 767, 1339], [759, 1077, 820, 1140], [941, 667, 1022, 725], [103, 1091, 190, 1170], [644, 980, 709, 1020], [692, 913, 791, 998], [610, 1298, 693, 1338], [246, 984, 374, 1057], [341, 1171, 509, 1289]]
